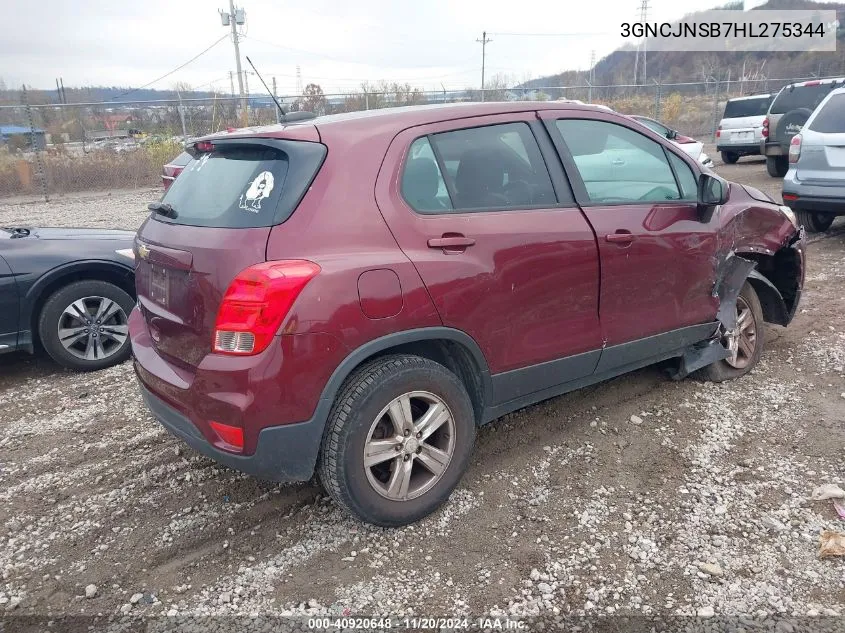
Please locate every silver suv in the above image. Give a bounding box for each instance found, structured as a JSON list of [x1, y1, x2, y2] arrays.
[[762, 78, 845, 178], [782, 87, 845, 233], [716, 93, 772, 163]]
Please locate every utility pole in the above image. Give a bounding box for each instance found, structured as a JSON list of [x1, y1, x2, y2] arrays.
[[640, 0, 650, 84], [220, 0, 247, 125], [476, 31, 492, 102], [272, 76, 280, 124], [589, 50, 596, 102]]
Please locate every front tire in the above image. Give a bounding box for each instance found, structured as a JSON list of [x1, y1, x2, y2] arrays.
[[766, 156, 788, 178], [795, 210, 834, 233], [318, 355, 476, 527], [701, 282, 764, 382], [38, 280, 134, 371], [721, 151, 739, 164]]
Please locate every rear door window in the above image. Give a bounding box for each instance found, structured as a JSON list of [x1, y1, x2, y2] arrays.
[[161, 141, 325, 228], [770, 84, 838, 114], [429, 123, 559, 212], [808, 93, 845, 133]]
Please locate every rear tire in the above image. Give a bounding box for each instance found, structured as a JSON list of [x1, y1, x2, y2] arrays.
[[795, 210, 834, 233], [38, 280, 134, 371], [700, 282, 764, 382], [318, 355, 476, 527], [766, 156, 788, 178], [721, 151, 739, 164]]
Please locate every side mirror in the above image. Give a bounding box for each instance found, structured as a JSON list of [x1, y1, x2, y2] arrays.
[[698, 173, 729, 206], [667, 129, 678, 140]]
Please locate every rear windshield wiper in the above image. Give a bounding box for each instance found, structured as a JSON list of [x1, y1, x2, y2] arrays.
[[148, 202, 178, 219]]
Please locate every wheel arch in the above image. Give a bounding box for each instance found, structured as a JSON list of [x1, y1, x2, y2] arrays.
[[733, 245, 803, 327], [25, 261, 136, 343], [319, 328, 492, 427]]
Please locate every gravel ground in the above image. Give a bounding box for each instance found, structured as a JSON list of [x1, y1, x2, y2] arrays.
[[1, 157, 844, 626]]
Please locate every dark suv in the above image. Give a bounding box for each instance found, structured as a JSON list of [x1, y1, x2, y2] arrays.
[[130, 103, 804, 526], [762, 78, 845, 177]]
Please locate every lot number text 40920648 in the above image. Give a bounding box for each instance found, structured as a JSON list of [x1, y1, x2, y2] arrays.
[[307, 616, 527, 629]]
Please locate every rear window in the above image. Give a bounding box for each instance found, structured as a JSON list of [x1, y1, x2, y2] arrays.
[[723, 96, 771, 119], [160, 140, 326, 228], [808, 93, 845, 133], [770, 83, 839, 115]]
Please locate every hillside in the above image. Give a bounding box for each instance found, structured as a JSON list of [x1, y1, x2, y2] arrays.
[[524, 0, 845, 91]]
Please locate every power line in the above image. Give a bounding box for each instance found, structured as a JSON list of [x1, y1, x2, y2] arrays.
[[110, 35, 228, 100]]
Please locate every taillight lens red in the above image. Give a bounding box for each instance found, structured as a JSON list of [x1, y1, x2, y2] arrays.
[[213, 260, 320, 356], [209, 421, 244, 451], [789, 134, 802, 164], [762, 118, 769, 138], [716, 125, 721, 138]]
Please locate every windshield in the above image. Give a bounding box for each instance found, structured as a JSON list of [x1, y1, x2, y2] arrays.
[[723, 96, 771, 118], [159, 140, 326, 228], [770, 84, 839, 115]]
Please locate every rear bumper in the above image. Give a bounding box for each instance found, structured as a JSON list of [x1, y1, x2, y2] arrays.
[[129, 306, 345, 481], [783, 176, 845, 214], [716, 143, 760, 154], [783, 195, 845, 215], [139, 382, 329, 481]]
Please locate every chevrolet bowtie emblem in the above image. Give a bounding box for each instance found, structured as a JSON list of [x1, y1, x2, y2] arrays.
[[137, 243, 150, 259]]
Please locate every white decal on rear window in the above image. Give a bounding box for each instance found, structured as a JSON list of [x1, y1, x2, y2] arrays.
[[238, 171, 275, 213]]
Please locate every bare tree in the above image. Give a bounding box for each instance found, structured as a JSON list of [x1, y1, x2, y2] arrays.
[[301, 83, 327, 115]]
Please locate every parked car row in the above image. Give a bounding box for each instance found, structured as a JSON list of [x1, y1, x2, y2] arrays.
[[714, 79, 845, 234]]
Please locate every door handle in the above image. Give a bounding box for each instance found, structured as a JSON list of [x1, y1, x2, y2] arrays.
[[605, 231, 635, 244], [427, 235, 476, 250]]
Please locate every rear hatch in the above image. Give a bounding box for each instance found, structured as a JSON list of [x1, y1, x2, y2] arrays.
[[135, 135, 326, 368], [796, 92, 845, 186], [720, 96, 771, 143]]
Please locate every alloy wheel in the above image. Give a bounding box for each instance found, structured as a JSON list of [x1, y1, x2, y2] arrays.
[[363, 391, 456, 501], [724, 296, 757, 369], [57, 296, 129, 361]]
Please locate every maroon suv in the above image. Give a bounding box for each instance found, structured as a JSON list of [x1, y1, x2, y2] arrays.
[[130, 102, 805, 526]]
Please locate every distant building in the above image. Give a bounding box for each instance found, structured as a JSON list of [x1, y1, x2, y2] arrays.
[[0, 125, 46, 150]]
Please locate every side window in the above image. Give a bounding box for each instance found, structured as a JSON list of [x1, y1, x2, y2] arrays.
[[429, 122, 560, 211], [556, 119, 681, 204], [401, 137, 453, 213], [666, 151, 698, 200]]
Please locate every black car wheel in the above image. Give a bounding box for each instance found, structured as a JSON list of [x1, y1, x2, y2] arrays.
[[766, 156, 788, 178], [318, 355, 475, 527], [700, 282, 764, 382], [720, 151, 739, 164], [795, 210, 834, 233], [38, 280, 134, 371]]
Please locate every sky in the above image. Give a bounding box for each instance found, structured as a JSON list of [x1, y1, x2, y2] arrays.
[[4, 0, 770, 96]]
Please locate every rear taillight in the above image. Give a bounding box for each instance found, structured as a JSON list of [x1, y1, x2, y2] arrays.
[[716, 125, 721, 138], [213, 260, 320, 356], [789, 134, 802, 164], [209, 421, 244, 451], [762, 118, 769, 138]]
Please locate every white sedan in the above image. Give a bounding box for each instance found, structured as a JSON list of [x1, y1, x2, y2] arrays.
[[630, 115, 714, 168]]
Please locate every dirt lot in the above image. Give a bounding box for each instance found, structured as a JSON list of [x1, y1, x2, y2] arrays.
[[0, 153, 844, 625]]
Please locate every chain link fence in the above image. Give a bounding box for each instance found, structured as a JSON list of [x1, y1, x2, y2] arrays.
[[0, 75, 834, 203]]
